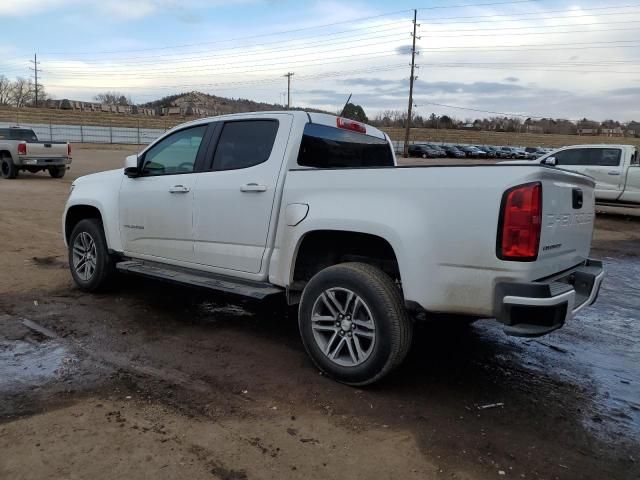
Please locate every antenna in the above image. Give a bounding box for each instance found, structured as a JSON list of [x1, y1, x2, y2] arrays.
[[339, 93, 353, 117]]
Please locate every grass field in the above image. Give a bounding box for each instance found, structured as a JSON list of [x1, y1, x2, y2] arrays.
[[1, 106, 638, 149]]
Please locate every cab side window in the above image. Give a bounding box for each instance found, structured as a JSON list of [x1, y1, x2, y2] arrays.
[[631, 149, 639, 166], [593, 148, 621, 167], [142, 125, 207, 176], [553, 149, 584, 166], [554, 148, 621, 167], [212, 120, 278, 171]]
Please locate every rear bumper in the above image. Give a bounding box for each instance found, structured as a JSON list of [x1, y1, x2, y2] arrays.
[[18, 156, 71, 167], [495, 259, 604, 337]]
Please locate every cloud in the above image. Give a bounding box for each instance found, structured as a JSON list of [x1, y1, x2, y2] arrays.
[[607, 87, 640, 96], [0, 0, 260, 19], [504, 76, 519, 83], [395, 45, 413, 55]]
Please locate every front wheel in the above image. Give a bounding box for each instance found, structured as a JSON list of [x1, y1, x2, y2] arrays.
[[1, 155, 18, 179], [49, 166, 66, 178], [68, 219, 115, 292], [298, 262, 413, 386]]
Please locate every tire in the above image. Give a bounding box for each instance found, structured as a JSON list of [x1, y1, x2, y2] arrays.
[[1, 155, 18, 179], [68, 218, 115, 292], [421, 153, 427, 159], [49, 166, 66, 178], [298, 262, 413, 386]]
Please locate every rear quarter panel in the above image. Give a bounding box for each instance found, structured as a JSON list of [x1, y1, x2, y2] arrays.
[[271, 165, 596, 316]]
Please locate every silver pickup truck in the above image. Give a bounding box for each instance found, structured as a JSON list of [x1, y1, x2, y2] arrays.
[[0, 127, 71, 179]]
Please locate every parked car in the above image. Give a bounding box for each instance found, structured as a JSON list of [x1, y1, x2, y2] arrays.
[[443, 145, 466, 158], [525, 147, 546, 159], [500, 146, 525, 159], [475, 146, 495, 158], [63, 111, 604, 385], [0, 127, 71, 179], [456, 145, 482, 158], [408, 144, 442, 158], [507, 144, 639, 205], [423, 143, 447, 157], [485, 146, 509, 159]]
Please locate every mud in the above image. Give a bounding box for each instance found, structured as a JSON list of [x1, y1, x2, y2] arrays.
[[0, 148, 639, 479]]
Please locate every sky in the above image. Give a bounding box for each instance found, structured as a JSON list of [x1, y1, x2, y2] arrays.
[[0, 0, 639, 122]]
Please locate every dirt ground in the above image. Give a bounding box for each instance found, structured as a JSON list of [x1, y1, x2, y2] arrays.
[[1, 147, 639, 480]]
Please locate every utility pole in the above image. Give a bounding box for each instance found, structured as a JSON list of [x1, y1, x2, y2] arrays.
[[284, 72, 294, 109], [403, 10, 419, 158], [29, 53, 41, 107]]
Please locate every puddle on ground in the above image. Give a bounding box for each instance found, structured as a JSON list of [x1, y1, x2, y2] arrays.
[[477, 257, 640, 442], [0, 340, 77, 392]]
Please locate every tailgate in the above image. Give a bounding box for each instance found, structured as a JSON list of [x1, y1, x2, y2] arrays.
[[23, 142, 68, 158], [537, 168, 595, 271]]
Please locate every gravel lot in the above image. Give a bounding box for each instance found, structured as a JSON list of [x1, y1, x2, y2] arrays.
[[0, 146, 639, 480]]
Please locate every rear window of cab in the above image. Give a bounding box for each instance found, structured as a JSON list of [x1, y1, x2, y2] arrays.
[[297, 123, 394, 168]]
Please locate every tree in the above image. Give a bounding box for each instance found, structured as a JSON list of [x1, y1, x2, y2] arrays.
[[439, 115, 454, 129], [341, 103, 368, 123], [94, 91, 132, 105], [0, 75, 12, 105], [11, 77, 35, 108]]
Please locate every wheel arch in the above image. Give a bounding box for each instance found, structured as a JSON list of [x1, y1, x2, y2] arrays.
[[64, 204, 104, 245], [288, 229, 401, 304]]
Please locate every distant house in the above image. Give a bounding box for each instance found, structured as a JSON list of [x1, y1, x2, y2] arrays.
[[625, 121, 640, 137], [600, 127, 624, 137], [525, 124, 544, 134]]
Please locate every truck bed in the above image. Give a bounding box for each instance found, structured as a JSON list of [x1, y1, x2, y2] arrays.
[[280, 164, 596, 316]]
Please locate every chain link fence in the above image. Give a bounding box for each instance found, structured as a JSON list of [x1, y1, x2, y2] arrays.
[[0, 120, 165, 145]]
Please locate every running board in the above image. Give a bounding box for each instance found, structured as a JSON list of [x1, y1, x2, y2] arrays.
[[116, 260, 284, 300]]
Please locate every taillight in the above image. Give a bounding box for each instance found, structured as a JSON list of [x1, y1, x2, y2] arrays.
[[497, 182, 542, 261], [67, 143, 72, 157], [17, 143, 27, 155], [336, 117, 366, 134]]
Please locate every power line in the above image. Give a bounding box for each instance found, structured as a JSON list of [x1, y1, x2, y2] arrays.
[[419, 3, 640, 22], [40, 10, 414, 56], [422, 19, 640, 33], [38, 18, 640, 72], [416, 100, 573, 121], [42, 36, 409, 72], [43, 64, 408, 90], [34, 21, 412, 64], [421, 26, 640, 38], [423, 11, 640, 26], [42, 52, 402, 80], [416, 0, 536, 10]]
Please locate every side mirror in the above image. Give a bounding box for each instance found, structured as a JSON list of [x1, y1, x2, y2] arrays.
[[124, 154, 141, 178], [542, 157, 557, 166]]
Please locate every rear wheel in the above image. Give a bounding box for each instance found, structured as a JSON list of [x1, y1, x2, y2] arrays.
[[49, 166, 66, 178], [421, 153, 427, 159], [1, 155, 18, 179], [68, 219, 115, 292], [298, 262, 413, 386]]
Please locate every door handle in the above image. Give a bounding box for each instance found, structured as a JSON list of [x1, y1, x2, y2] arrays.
[[240, 183, 267, 192], [608, 171, 621, 176], [169, 185, 190, 193]]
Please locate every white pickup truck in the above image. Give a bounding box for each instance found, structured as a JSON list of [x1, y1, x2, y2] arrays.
[[63, 112, 604, 385], [511, 144, 639, 205]]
